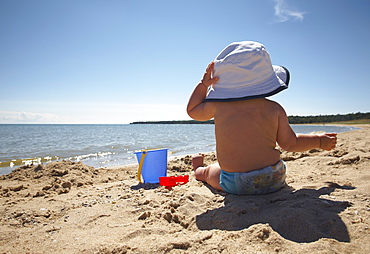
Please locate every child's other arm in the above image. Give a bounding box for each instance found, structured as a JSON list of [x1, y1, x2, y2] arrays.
[[187, 62, 218, 121], [284, 133, 337, 152], [276, 108, 337, 152]]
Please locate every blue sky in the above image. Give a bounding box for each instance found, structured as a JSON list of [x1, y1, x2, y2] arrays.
[[1, 0, 369, 124]]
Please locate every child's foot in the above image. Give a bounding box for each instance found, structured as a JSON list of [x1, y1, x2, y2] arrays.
[[192, 153, 204, 171]]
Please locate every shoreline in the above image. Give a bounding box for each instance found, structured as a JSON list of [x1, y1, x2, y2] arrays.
[[0, 124, 361, 176], [1, 125, 370, 253]]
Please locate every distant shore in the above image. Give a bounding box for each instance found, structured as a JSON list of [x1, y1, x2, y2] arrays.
[[130, 112, 370, 125]]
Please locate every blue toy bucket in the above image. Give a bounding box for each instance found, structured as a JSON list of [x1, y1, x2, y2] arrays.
[[134, 148, 168, 183]]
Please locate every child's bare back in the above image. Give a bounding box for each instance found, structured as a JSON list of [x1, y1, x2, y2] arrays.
[[211, 98, 282, 173]]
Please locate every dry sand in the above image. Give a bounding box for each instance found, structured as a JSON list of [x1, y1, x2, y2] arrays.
[[1, 125, 370, 253]]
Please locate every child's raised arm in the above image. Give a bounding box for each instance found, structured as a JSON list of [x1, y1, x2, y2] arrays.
[[187, 62, 218, 121]]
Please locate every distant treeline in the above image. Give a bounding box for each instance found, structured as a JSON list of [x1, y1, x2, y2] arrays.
[[130, 112, 370, 125], [130, 120, 215, 124], [288, 112, 370, 124]]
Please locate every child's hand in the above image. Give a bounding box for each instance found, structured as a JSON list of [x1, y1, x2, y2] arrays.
[[319, 133, 337, 151], [201, 62, 219, 87]]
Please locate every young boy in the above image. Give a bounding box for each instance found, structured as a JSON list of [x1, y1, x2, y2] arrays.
[[187, 41, 337, 195]]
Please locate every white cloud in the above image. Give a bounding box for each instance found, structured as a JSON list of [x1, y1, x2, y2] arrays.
[[0, 111, 69, 124], [0, 103, 190, 124], [273, 0, 305, 23], [65, 103, 189, 124]]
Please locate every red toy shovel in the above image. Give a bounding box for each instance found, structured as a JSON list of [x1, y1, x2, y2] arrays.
[[159, 175, 189, 189]]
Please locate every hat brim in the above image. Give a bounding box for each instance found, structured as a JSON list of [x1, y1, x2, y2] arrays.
[[204, 65, 290, 102]]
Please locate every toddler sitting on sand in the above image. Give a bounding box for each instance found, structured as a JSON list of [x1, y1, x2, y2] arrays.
[[187, 41, 337, 195]]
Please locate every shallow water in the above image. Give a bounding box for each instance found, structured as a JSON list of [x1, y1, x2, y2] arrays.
[[0, 124, 359, 175]]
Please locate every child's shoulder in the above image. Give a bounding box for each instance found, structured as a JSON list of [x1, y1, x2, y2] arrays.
[[264, 99, 287, 114], [264, 98, 284, 108]]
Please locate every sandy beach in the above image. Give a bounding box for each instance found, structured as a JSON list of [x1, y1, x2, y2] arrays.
[[1, 125, 369, 253]]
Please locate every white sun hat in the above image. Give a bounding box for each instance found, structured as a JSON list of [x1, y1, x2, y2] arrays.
[[204, 41, 290, 102]]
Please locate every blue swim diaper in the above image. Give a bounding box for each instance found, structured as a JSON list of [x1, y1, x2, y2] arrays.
[[219, 160, 286, 195]]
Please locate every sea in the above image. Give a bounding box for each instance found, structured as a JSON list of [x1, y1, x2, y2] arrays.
[[0, 124, 360, 176]]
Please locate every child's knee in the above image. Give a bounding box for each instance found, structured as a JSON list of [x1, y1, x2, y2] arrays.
[[194, 167, 208, 182]]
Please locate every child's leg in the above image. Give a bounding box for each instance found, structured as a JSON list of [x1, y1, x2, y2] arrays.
[[192, 154, 223, 191]]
